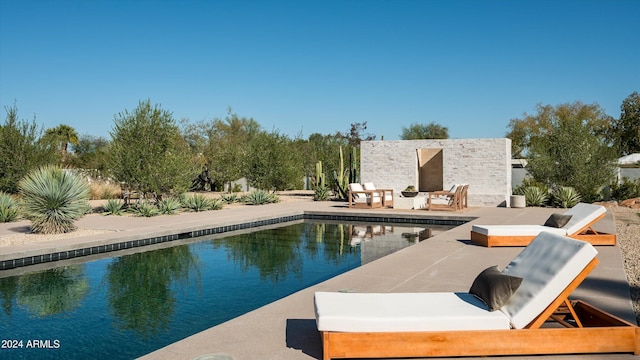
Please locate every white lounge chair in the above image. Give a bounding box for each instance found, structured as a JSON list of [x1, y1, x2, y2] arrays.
[[314, 232, 638, 359], [347, 183, 382, 209], [362, 182, 394, 208], [470, 202, 616, 247]]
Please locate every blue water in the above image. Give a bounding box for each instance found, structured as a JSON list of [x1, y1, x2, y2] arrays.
[[0, 221, 440, 359]]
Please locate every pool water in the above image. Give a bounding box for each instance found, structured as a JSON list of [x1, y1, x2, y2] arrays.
[[0, 221, 446, 359]]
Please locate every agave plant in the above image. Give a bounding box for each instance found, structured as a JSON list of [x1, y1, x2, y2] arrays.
[[314, 185, 330, 201], [0, 192, 20, 223], [157, 197, 181, 215], [181, 194, 214, 212], [19, 165, 91, 234], [522, 186, 549, 207], [552, 186, 581, 208], [130, 201, 159, 217], [209, 198, 224, 210], [220, 193, 239, 204], [243, 189, 280, 205], [102, 199, 125, 216]]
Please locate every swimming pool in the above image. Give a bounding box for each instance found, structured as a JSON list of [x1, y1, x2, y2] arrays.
[[0, 220, 452, 359]]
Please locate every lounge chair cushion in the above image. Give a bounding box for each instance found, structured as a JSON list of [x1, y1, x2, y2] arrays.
[[471, 225, 566, 237], [469, 266, 523, 311], [543, 213, 573, 228], [314, 292, 511, 332], [561, 203, 606, 235], [499, 232, 598, 329]]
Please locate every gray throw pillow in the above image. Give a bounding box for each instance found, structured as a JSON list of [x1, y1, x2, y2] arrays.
[[469, 265, 523, 311], [544, 213, 573, 228]]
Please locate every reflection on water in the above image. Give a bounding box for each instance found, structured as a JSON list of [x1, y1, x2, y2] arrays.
[[0, 220, 450, 359]]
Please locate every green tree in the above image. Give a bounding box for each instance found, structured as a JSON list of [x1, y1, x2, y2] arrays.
[[43, 124, 79, 162], [506, 102, 614, 159], [245, 131, 304, 191], [336, 121, 376, 147], [68, 134, 111, 173], [523, 102, 618, 202], [109, 100, 198, 198], [612, 91, 640, 156], [0, 104, 58, 193], [204, 110, 261, 191], [401, 122, 449, 140]]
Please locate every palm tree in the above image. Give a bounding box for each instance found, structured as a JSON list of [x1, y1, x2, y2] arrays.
[[44, 124, 79, 162]]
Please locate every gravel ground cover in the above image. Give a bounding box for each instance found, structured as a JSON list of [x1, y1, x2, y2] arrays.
[[613, 206, 640, 325]]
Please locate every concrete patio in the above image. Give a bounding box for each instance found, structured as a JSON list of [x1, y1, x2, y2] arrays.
[[0, 198, 636, 359]]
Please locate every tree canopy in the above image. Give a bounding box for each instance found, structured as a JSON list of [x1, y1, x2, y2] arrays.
[[401, 122, 449, 140], [515, 101, 618, 201], [108, 100, 198, 197], [611, 91, 640, 156]]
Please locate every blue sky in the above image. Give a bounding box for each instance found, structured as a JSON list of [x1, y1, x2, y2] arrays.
[[1, 0, 638, 141]]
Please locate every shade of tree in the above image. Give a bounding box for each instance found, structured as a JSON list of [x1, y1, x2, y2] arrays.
[[0, 104, 58, 193], [520, 102, 618, 202], [106, 245, 198, 339], [401, 122, 449, 140], [17, 265, 89, 317], [43, 124, 79, 162], [611, 91, 640, 156], [108, 100, 198, 198]]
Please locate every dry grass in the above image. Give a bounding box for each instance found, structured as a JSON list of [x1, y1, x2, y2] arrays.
[[89, 181, 121, 200]]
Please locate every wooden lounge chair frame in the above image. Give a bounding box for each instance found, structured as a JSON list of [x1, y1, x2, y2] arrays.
[[470, 212, 617, 247], [363, 182, 394, 208], [348, 185, 383, 209], [427, 185, 464, 211], [318, 257, 640, 360]]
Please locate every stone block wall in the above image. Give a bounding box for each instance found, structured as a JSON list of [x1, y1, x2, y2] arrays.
[[360, 139, 512, 207]]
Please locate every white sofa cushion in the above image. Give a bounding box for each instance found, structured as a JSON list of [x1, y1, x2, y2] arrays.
[[314, 292, 511, 332], [499, 232, 597, 329]]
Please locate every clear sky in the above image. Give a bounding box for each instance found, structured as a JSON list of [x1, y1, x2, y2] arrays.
[[1, 0, 638, 141]]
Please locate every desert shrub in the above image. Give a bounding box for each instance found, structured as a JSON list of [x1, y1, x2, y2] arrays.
[[181, 194, 214, 212], [232, 183, 243, 193], [609, 177, 640, 201], [242, 189, 280, 205], [0, 192, 20, 222], [157, 197, 181, 215], [551, 186, 581, 208], [314, 186, 330, 201], [522, 186, 549, 207], [103, 199, 125, 216], [19, 165, 91, 234]]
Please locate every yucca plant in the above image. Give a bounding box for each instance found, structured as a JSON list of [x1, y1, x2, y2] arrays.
[[130, 201, 159, 217], [522, 186, 549, 207], [19, 165, 91, 234], [157, 197, 182, 215], [103, 199, 125, 216], [552, 186, 581, 208], [181, 194, 214, 212], [243, 189, 280, 205], [0, 192, 20, 223]]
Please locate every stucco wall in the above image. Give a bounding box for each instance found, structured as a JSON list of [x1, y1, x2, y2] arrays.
[[360, 139, 512, 207]]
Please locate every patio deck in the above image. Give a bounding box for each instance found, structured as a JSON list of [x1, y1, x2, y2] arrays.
[[0, 199, 635, 359]]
